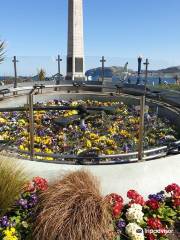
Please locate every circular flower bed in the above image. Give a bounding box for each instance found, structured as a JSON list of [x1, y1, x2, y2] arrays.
[[0, 99, 178, 160]]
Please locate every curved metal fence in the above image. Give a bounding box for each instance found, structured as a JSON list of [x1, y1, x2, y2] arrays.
[[0, 84, 179, 164]]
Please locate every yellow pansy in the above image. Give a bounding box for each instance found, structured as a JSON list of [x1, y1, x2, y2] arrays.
[[106, 139, 116, 146], [85, 139, 92, 148], [34, 136, 41, 143], [42, 137, 52, 145], [64, 110, 78, 117], [34, 148, 41, 153], [44, 148, 53, 160], [3, 227, 18, 240], [119, 130, 131, 138], [0, 117, 6, 124], [19, 145, 25, 151], [108, 126, 117, 135], [18, 119, 26, 126], [88, 133, 99, 140], [104, 149, 115, 155]]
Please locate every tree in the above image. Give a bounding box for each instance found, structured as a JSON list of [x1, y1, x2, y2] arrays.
[[38, 68, 46, 81], [0, 40, 5, 64]]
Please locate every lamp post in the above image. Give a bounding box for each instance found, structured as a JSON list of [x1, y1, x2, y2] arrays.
[[100, 56, 106, 83], [12, 56, 19, 90], [137, 56, 142, 85], [138, 58, 150, 161], [144, 58, 149, 94]]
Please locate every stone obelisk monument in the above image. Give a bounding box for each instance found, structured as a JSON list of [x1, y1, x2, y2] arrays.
[[66, 0, 85, 81]]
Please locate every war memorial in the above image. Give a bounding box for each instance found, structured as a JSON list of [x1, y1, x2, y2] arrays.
[[0, 0, 179, 239]]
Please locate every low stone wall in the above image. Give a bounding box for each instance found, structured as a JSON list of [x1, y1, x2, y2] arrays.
[[21, 154, 180, 199]]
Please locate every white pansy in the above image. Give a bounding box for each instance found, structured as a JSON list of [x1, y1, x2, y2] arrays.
[[126, 223, 144, 240], [126, 204, 144, 223], [130, 204, 143, 211]]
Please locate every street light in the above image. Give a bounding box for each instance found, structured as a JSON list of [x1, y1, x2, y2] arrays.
[[144, 58, 149, 94], [100, 56, 106, 83], [137, 56, 142, 85]]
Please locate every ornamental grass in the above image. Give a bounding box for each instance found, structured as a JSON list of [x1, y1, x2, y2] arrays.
[[0, 155, 28, 217], [33, 170, 112, 240]]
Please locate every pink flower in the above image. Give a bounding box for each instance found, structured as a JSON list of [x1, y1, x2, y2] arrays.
[[33, 176, 48, 191]]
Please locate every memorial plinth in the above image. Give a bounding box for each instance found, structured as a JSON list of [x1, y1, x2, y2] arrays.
[[66, 0, 85, 81]]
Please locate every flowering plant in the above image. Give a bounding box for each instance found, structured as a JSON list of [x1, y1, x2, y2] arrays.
[[0, 177, 48, 240], [26, 176, 48, 192], [0, 178, 179, 240], [107, 183, 180, 240], [0, 99, 178, 160], [106, 193, 124, 217]]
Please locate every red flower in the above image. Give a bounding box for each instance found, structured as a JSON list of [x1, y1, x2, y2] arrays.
[[147, 218, 163, 230], [127, 190, 138, 199], [113, 203, 122, 217], [33, 176, 48, 191], [106, 193, 123, 207], [146, 199, 160, 210], [146, 233, 156, 240], [165, 183, 180, 193], [106, 193, 124, 217], [173, 197, 180, 207], [159, 228, 168, 236], [127, 190, 145, 206], [107, 193, 123, 203]]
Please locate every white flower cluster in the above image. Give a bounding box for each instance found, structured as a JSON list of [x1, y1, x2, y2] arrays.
[[126, 204, 144, 223], [126, 223, 144, 240]]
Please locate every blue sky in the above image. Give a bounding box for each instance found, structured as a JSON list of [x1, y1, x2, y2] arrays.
[[0, 0, 180, 75]]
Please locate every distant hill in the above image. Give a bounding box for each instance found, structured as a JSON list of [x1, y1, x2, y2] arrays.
[[156, 66, 180, 75], [85, 66, 180, 80], [85, 66, 133, 80]]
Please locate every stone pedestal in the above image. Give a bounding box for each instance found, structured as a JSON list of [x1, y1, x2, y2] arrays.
[[102, 77, 113, 92]]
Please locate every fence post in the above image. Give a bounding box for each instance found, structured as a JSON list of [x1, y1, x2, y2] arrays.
[[12, 56, 19, 95], [138, 95, 145, 161], [28, 92, 34, 160]]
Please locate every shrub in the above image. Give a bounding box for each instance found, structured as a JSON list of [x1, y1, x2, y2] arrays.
[[0, 156, 28, 217], [33, 170, 111, 240]]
